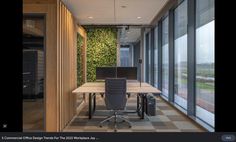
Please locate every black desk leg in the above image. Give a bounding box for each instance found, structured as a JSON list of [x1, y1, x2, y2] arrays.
[[145, 95, 148, 114], [89, 93, 92, 119], [137, 94, 139, 112], [93, 93, 96, 112], [141, 94, 145, 119]]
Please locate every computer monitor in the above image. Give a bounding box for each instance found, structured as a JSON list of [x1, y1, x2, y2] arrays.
[[117, 67, 137, 80], [96, 67, 117, 80]]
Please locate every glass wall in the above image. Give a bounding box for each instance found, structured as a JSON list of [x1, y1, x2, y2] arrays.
[[148, 33, 151, 84], [154, 27, 158, 88], [195, 0, 215, 127], [142, 0, 215, 129], [23, 15, 45, 131], [174, 0, 188, 110], [145, 33, 150, 83], [120, 47, 130, 67], [162, 16, 169, 98]]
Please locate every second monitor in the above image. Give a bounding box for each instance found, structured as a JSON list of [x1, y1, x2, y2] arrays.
[[96, 67, 137, 80], [117, 67, 137, 80]]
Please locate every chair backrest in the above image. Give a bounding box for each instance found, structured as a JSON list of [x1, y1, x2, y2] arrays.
[[105, 78, 127, 110]]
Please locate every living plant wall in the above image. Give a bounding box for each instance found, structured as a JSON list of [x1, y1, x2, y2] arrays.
[[85, 28, 117, 82], [77, 33, 84, 86]]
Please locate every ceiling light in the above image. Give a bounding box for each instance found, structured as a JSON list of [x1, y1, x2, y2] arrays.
[[121, 5, 127, 8], [88, 16, 93, 19], [137, 16, 142, 19]]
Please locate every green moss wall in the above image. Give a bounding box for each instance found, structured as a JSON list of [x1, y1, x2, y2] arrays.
[[86, 28, 117, 82]]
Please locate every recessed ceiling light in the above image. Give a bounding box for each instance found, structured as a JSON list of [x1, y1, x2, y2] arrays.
[[137, 16, 142, 19], [88, 16, 93, 19]]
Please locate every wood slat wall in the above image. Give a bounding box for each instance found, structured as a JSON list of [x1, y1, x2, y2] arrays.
[[57, 0, 77, 131], [23, 0, 79, 132]]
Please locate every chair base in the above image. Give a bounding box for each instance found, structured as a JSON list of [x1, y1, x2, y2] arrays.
[[99, 111, 132, 132]]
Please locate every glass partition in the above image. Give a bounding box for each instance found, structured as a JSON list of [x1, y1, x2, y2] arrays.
[[23, 15, 45, 131]]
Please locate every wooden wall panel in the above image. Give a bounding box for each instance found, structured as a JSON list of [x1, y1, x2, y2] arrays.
[[58, 1, 78, 131], [23, 0, 79, 131]]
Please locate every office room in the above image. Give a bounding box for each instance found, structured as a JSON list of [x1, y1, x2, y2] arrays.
[[21, 0, 214, 133]]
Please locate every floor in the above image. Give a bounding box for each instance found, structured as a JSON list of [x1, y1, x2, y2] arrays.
[[63, 94, 205, 132], [23, 98, 44, 131]]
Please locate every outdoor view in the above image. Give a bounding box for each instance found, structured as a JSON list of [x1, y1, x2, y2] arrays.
[[154, 27, 158, 88], [174, 0, 188, 110], [196, 0, 214, 127], [162, 16, 169, 98]]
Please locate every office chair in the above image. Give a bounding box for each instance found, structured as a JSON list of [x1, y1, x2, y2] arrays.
[[99, 78, 132, 132]]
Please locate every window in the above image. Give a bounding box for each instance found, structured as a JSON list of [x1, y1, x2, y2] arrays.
[[145, 33, 150, 83], [162, 16, 169, 98], [195, 0, 215, 127], [148, 33, 151, 84], [120, 47, 130, 67], [174, 0, 188, 110], [154, 26, 158, 88]]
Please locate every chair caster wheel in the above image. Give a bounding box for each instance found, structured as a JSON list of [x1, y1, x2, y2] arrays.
[[114, 129, 117, 132], [122, 120, 125, 122], [129, 125, 132, 128], [99, 125, 102, 128]]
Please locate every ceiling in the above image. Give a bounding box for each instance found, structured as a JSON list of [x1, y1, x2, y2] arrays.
[[62, 0, 169, 25]]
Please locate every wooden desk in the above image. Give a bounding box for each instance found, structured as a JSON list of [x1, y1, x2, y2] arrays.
[[72, 82, 161, 119]]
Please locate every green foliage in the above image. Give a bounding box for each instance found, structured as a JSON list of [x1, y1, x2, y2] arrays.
[[86, 28, 117, 82], [77, 34, 84, 86]]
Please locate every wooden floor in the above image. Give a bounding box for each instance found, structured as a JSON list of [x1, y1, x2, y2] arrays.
[[23, 98, 44, 131]]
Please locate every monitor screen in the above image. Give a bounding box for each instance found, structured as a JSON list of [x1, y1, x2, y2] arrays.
[[96, 67, 116, 80], [117, 67, 137, 80]]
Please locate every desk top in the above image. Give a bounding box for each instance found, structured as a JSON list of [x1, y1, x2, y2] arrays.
[[72, 82, 161, 94]]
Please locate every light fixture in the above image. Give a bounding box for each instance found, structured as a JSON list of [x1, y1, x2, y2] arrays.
[[88, 16, 93, 19], [137, 16, 142, 19], [121, 5, 127, 8]]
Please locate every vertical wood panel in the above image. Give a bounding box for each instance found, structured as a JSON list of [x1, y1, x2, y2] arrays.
[[58, 1, 78, 130], [56, 0, 60, 130]]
